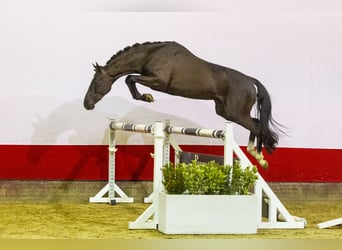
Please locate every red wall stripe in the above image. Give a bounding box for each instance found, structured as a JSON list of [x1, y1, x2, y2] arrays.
[[0, 145, 341, 182]]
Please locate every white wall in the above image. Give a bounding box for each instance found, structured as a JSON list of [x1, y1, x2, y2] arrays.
[[1, 1, 342, 149]]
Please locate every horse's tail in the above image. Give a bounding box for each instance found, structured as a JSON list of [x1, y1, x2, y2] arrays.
[[254, 79, 280, 154]]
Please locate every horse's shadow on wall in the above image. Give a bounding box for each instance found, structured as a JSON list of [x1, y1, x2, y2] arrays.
[[30, 97, 214, 146], [29, 96, 215, 202]]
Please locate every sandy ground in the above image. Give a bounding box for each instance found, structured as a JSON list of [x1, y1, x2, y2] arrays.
[[0, 200, 341, 239]]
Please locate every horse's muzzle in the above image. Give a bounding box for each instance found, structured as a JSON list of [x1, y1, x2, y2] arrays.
[[83, 99, 95, 110]]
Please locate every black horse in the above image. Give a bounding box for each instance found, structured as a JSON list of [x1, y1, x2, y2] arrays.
[[84, 41, 281, 167]]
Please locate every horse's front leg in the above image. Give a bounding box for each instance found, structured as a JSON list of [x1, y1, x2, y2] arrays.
[[125, 75, 154, 102]]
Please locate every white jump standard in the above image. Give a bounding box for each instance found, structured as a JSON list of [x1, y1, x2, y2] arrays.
[[89, 121, 156, 204]]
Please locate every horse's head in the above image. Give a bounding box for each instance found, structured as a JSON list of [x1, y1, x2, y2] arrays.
[[83, 63, 113, 110]]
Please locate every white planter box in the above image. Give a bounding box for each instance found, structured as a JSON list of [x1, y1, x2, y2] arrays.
[[158, 192, 257, 234]]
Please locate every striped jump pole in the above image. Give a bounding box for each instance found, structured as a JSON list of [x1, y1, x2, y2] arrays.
[[164, 125, 225, 139], [109, 121, 154, 134], [164, 122, 234, 166]]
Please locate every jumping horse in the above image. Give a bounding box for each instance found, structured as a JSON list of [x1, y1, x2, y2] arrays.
[[83, 41, 281, 168]]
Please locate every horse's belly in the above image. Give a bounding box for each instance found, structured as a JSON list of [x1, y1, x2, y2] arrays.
[[167, 84, 214, 100]]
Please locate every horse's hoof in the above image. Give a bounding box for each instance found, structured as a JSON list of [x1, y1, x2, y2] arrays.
[[142, 94, 154, 102], [259, 159, 268, 169]]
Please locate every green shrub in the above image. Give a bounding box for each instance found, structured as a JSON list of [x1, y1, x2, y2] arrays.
[[161, 163, 186, 194], [161, 160, 258, 195]]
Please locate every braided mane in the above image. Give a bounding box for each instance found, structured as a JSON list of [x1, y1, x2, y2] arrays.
[[105, 41, 169, 65]]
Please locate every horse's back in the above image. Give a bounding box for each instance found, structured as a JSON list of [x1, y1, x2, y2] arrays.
[[143, 42, 204, 78], [145, 41, 197, 64]]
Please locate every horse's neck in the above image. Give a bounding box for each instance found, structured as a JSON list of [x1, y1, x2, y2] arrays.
[[104, 42, 169, 76], [104, 53, 143, 77]]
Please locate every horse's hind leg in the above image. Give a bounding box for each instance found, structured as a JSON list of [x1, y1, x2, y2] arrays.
[[125, 75, 156, 102], [247, 118, 261, 152], [247, 126, 268, 168], [247, 131, 257, 155], [215, 98, 268, 168]]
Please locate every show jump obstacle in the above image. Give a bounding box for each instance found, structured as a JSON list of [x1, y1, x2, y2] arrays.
[[90, 120, 306, 230]]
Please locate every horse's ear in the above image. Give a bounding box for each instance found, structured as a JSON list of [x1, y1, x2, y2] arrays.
[[92, 62, 101, 71]]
